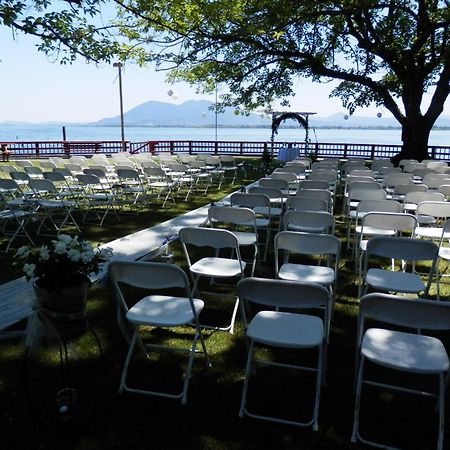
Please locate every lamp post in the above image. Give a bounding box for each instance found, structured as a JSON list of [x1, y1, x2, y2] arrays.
[[214, 84, 218, 141], [113, 62, 126, 152]]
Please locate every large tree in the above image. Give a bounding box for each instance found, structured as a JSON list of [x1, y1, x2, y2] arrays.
[[2, 1, 450, 163], [113, 0, 450, 163]]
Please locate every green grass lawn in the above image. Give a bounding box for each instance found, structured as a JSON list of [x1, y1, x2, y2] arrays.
[[1, 161, 449, 450]]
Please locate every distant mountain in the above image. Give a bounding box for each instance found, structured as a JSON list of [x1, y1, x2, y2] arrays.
[[88, 100, 270, 127], [88, 100, 450, 129]]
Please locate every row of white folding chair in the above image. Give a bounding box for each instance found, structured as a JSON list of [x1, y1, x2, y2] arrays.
[[109, 258, 331, 428]]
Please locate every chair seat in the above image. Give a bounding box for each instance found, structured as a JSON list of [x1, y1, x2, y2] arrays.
[[362, 328, 449, 373], [190, 257, 245, 278], [366, 268, 426, 293], [416, 215, 436, 225], [415, 226, 444, 239], [247, 311, 323, 348], [279, 263, 335, 285], [439, 247, 450, 261], [355, 226, 396, 236], [232, 231, 257, 247], [127, 295, 204, 327]]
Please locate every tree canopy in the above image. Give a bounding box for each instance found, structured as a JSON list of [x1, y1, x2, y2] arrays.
[[2, 1, 450, 160], [0, 0, 119, 63]]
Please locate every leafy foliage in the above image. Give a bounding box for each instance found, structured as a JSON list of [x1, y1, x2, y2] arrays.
[[0, 0, 121, 63]]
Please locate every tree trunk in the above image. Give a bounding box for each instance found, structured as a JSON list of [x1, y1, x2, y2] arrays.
[[390, 116, 432, 166]]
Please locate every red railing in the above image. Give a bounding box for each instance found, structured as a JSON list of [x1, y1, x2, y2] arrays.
[[1, 139, 450, 160]]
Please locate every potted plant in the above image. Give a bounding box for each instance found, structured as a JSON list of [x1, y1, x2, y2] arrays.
[[15, 234, 112, 342]]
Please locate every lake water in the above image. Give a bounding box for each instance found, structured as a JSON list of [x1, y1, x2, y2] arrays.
[[0, 123, 449, 146]]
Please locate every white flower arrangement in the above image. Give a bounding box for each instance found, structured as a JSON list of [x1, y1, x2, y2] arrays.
[[15, 234, 113, 292]]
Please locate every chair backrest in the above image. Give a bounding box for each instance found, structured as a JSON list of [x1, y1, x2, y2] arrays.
[[208, 206, 256, 228], [275, 230, 341, 258], [382, 173, 414, 188], [15, 160, 33, 168], [84, 168, 108, 179], [24, 166, 43, 176], [248, 186, 283, 200], [416, 201, 450, 219], [365, 236, 438, 261], [258, 178, 288, 190], [377, 166, 402, 177], [348, 169, 376, 178], [43, 171, 66, 183], [360, 212, 417, 234], [308, 171, 337, 184], [422, 173, 450, 189], [270, 172, 298, 183], [274, 165, 306, 176], [29, 178, 57, 194], [144, 167, 167, 178], [356, 199, 402, 214], [10, 171, 31, 182], [393, 183, 427, 196], [403, 191, 445, 206], [286, 196, 328, 212], [77, 173, 101, 186], [348, 188, 387, 202], [53, 168, 73, 178], [117, 168, 140, 180], [230, 192, 270, 209], [141, 159, 160, 169], [295, 188, 332, 203], [283, 210, 335, 233], [346, 181, 382, 195], [108, 260, 196, 340], [298, 180, 330, 190], [413, 168, 437, 178], [438, 184, 450, 197], [179, 226, 240, 250], [237, 277, 329, 311], [357, 292, 450, 345]]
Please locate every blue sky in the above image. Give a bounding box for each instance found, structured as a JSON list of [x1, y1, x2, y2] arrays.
[[1, 24, 447, 124]]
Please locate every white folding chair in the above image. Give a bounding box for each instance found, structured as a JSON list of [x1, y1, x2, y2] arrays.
[[219, 155, 238, 184], [143, 166, 177, 207], [76, 173, 120, 226], [415, 201, 450, 240], [360, 236, 438, 296], [116, 168, 148, 210], [28, 178, 80, 235], [229, 192, 272, 261], [238, 277, 330, 430], [208, 205, 258, 276], [355, 212, 418, 294], [352, 293, 450, 450], [179, 227, 246, 333], [274, 231, 340, 317], [108, 261, 210, 404]]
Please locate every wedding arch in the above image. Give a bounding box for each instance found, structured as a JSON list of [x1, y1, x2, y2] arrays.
[[270, 111, 316, 154]]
